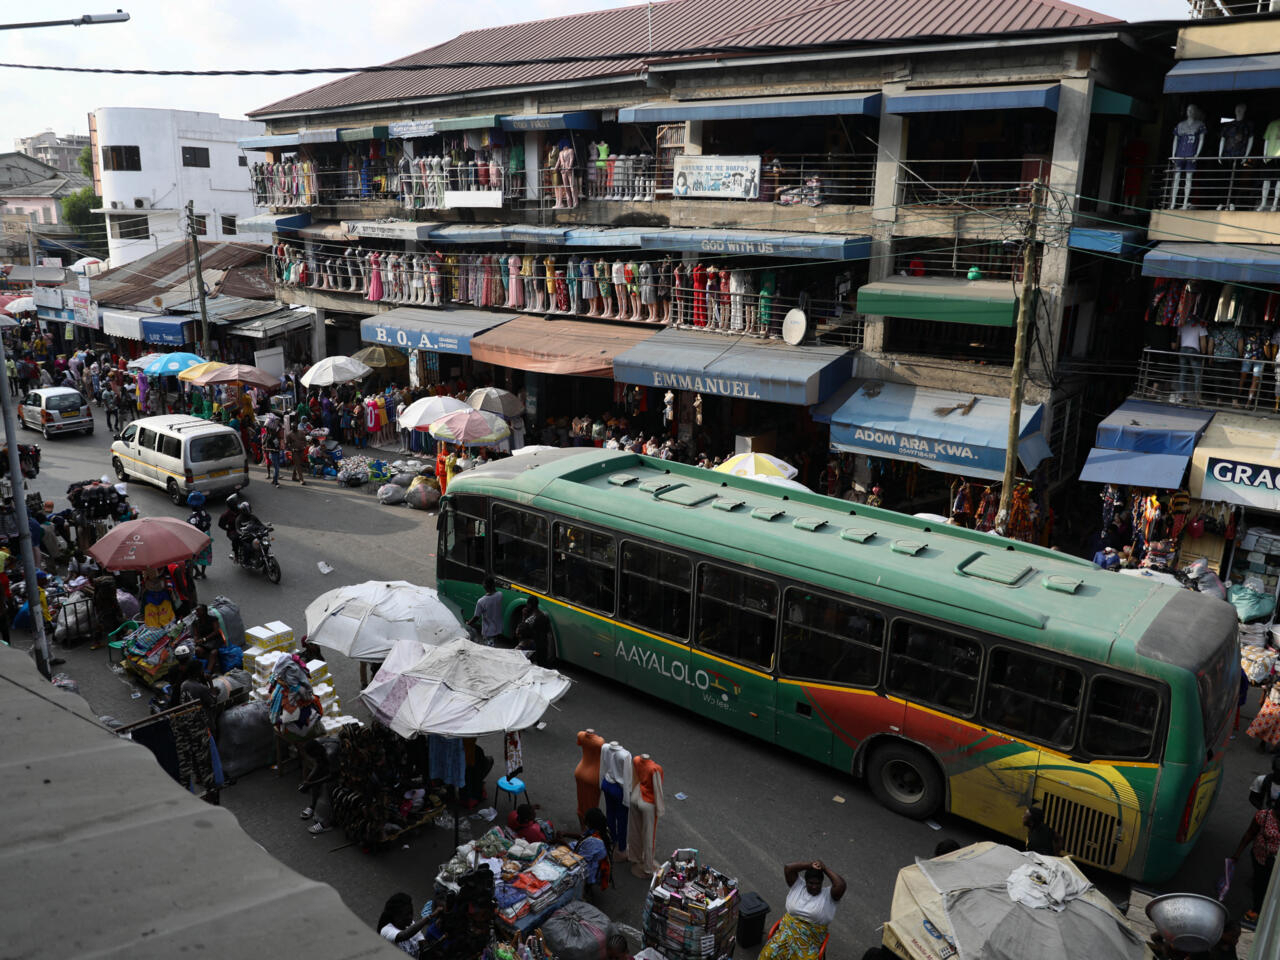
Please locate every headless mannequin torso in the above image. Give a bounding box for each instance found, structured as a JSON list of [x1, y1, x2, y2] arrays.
[[575, 729, 605, 824], [627, 753, 665, 877]]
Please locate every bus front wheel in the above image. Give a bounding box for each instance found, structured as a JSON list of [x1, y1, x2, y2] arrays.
[[867, 742, 943, 820]]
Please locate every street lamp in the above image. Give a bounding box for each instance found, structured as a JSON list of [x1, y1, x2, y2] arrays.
[[0, 11, 130, 30]]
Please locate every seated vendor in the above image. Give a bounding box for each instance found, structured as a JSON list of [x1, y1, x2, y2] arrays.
[[191, 604, 223, 675], [560, 807, 612, 891], [507, 803, 547, 843], [760, 860, 846, 960]]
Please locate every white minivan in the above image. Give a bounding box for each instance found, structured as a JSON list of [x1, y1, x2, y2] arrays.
[[111, 415, 249, 504], [19, 386, 93, 439]]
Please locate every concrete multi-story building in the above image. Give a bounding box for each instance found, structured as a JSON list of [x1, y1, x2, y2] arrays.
[[88, 107, 264, 266], [14, 130, 90, 175]]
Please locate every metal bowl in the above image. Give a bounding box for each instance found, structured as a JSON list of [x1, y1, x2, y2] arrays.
[[1145, 893, 1227, 952]]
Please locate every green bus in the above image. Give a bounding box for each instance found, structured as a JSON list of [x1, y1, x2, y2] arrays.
[[436, 449, 1238, 883]]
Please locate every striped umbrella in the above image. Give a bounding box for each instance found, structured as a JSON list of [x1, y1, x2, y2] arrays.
[[428, 409, 511, 446], [714, 452, 798, 480], [177, 360, 227, 383]]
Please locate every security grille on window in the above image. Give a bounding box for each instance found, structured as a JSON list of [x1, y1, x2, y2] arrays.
[[191, 215, 207, 236], [181, 146, 210, 168], [101, 145, 140, 171], [238, 156, 248, 167], [109, 214, 149, 239], [221, 215, 237, 236]]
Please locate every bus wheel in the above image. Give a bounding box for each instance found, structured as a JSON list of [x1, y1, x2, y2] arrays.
[[867, 742, 943, 820]]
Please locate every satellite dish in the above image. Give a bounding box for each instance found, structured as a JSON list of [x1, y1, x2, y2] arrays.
[[781, 308, 807, 346]]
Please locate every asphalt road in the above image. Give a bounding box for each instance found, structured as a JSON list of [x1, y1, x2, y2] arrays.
[[12, 421, 1275, 955]]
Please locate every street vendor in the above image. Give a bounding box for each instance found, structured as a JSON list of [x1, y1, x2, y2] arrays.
[[760, 860, 846, 960], [191, 604, 224, 675]]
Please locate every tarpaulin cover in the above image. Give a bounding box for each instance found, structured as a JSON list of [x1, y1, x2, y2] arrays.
[[1078, 449, 1190, 488], [361, 638, 571, 737], [305, 580, 468, 663], [470, 316, 658, 378], [1093, 400, 1213, 456]]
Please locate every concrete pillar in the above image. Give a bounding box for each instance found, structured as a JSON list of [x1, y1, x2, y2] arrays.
[[685, 121, 704, 156], [861, 84, 909, 356], [311, 306, 326, 364]]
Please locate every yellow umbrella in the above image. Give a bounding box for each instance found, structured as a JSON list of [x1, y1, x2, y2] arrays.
[[178, 360, 227, 383], [714, 452, 798, 480], [352, 344, 408, 368]]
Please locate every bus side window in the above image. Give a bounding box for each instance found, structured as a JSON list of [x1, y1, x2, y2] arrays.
[[981, 647, 1083, 749], [1083, 677, 1159, 760], [695, 563, 777, 670], [886, 621, 981, 715], [492, 503, 548, 592], [553, 523, 616, 614], [780, 588, 884, 686], [620, 541, 691, 641], [438, 496, 488, 584]]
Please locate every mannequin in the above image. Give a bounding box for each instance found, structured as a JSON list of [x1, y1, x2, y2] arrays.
[[729, 267, 746, 331], [581, 256, 597, 315], [587, 142, 600, 199], [626, 261, 640, 318], [575, 729, 605, 824], [596, 141, 610, 199], [627, 754, 665, 877], [568, 255, 582, 315], [410, 255, 426, 305], [498, 253, 511, 307], [557, 139, 577, 208], [706, 266, 721, 328], [428, 254, 442, 306], [639, 261, 657, 321], [672, 262, 687, 325], [600, 740, 632, 854], [1259, 116, 1280, 212], [658, 256, 673, 324], [508, 254, 524, 309], [367, 251, 384, 302], [544, 255, 557, 313], [612, 260, 628, 319], [1218, 104, 1254, 211], [596, 258, 612, 317], [1169, 104, 1206, 210]]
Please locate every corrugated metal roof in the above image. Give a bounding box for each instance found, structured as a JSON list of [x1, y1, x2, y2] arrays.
[[250, 0, 1118, 118], [82, 240, 270, 310]]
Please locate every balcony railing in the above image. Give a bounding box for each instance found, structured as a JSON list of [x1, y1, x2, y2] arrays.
[[1152, 155, 1280, 211], [894, 158, 1059, 210], [251, 161, 401, 207], [1134, 346, 1280, 413]]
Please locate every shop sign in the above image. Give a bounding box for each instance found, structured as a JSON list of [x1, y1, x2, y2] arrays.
[[32, 285, 63, 309], [1200, 456, 1280, 510], [843, 426, 1002, 474], [647, 370, 762, 399], [672, 155, 761, 199], [63, 292, 100, 329], [389, 120, 436, 139], [361, 318, 468, 355], [344, 220, 434, 241]]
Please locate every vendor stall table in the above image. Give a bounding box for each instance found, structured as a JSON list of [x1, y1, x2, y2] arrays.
[[643, 850, 739, 960]]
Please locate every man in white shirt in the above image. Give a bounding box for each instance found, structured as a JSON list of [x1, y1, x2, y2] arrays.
[[1176, 321, 1208, 400]]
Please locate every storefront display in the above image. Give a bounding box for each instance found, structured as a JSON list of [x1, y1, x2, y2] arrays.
[[642, 850, 739, 960]]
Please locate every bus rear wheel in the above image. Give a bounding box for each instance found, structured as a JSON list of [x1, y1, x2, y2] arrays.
[[867, 742, 943, 820]]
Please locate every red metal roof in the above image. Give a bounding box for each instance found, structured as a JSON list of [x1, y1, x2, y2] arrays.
[[83, 240, 270, 309], [249, 0, 1119, 118]]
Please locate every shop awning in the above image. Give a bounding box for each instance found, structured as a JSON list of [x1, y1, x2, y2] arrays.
[[503, 225, 570, 244], [500, 111, 597, 131], [229, 308, 315, 340], [429, 224, 507, 244], [296, 128, 340, 144], [1080, 449, 1190, 488], [612, 327, 852, 405], [855, 276, 1021, 327], [820, 379, 1052, 480], [1091, 86, 1153, 120], [101, 308, 146, 341], [1095, 400, 1213, 456], [639, 229, 870, 261], [1165, 53, 1280, 93], [140, 317, 190, 345], [618, 92, 882, 123], [1191, 412, 1280, 510], [1142, 242, 1280, 284], [295, 221, 355, 242], [563, 226, 646, 247], [237, 133, 301, 149], [360, 307, 515, 355], [1068, 226, 1147, 258], [470, 316, 657, 377], [389, 116, 499, 138], [337, 125, 388, 142], [342, 219, 441, 241], [238, 212, 311, 234], [884, 83, 1060, 114]]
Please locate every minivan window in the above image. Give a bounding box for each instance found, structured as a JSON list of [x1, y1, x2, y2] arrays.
[[120, 423, 137, 442], [188, 433, 243, 463], [136, 427, 158, 450], [46, 392, 84, 412], [159, 434, 181, 459]]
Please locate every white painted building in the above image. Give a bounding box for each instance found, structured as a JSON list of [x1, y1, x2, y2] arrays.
[[90, 107, 264, 266]]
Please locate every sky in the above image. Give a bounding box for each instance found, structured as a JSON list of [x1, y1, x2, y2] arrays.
[[1, 0, 1191, 152]]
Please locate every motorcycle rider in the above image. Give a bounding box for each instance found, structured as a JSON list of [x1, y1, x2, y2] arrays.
[[231, 500, 267, 567], [217, 494, 242, 563]]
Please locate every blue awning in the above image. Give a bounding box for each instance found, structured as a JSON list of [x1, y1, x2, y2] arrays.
[[140, 317, 190, 345], [619, 92, 882, 123], [611, 327, 851, 406], [563, 227, 646, 247], [237, 133, 301, 149], [500, 111, 597, 132], [1142, 242, 1280, 284], [37, 305, 74, 325], [1094, 400, 1213, 456], [1165, 53, 1280, 94], [238, 212, 311, 234], [359, 307, 515, 356], [822, 380, 1052, 480], [503, 225, 570, 243], [1068, 226, 1146, 259], [639, 229, 870, 261], [1079, 449, 1190, 488], [428, 224, 507, 244], [885, 83, 1060, 114]]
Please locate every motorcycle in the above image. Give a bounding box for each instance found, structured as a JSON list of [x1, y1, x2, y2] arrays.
[[233, 518, 282, 584]]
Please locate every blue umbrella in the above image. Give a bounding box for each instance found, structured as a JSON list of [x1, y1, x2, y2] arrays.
[[143, 351, 206, 376]]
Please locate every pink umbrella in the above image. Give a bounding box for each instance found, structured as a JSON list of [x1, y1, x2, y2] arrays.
[[88, 517, 211, 571], [428, 409, 511, 447]]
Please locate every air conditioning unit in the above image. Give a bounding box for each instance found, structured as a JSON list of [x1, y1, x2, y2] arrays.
[[133, 198, 146, 209], [109, 201, 120, 209]]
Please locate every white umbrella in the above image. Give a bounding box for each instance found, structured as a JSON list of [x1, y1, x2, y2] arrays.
[[467, 386, 524, 417], [305, 580, 467, 663], [361, 638, 571, 737], [510, 445, 560, 456], [300, 355, 371, 388], [126, 353, 165, 370], [3, 296, 35, 314], [755, 474, 810, 492], [398, 395, 471, 430]]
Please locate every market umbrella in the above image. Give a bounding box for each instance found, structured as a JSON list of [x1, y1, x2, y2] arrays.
[[300, 355, 371, 388], [398, 395, 471, 430], [126, 353, 164, 370], [351, 344, 408, 368], [142, 352, 206, 376], [196, 363, 279, 391], [305, 580, 468, 663], [361, 638, 571, 737], [177, 360, 227, 383], [429, 409, 510, 446], [755, 474, 810, 492], [714, 451, 798, 480], [69, 257, 103, 275], [467, 386, 524, 418], [2, 296, 35, 314], [87, 517, 211, 571]]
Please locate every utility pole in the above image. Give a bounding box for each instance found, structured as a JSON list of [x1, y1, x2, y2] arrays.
[[995, 179, 1043, 535], [186, 200, 211, 356]]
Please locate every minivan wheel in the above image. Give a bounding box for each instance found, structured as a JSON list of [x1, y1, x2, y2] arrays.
[[167, 479, 184, 505], [113, 457, 127, 481]]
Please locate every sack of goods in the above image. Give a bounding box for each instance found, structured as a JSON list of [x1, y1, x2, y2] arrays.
[[542, 901, 614, 960], [377, 483, 406, 505]]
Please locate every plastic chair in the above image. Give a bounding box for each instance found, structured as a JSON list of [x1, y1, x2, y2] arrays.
[[105, 620, 140, 665], [766, 919, 828, 960], [495, 775, 530, 812]]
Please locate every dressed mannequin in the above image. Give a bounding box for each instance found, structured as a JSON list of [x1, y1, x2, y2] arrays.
[[428, 254, 443, 306], [672, 262, 687, 325], [522, 255, 537, 311], [626, 261, 640, 318], [557, 139, 577, 208], [544, 255, 557, 313], [367, 251, 384, 302], [1218, 104, 1254, 211], [568, 255, 582, 315], [612, 260, 628, 319], [596, 141, 610, 199], [1169, 104, 1206, 210], [1259, 117, 1280, 212], [575, 729, 605, 824], [706, 266, 721, 328], [658, 256, 673, 324], [580, 256, 597, 315], [596, 258, 612, 317], [509, 254, 524, 308], [600, 740, 632, 854], [627, 754, 665, 877], [639, 261, 657, 321]]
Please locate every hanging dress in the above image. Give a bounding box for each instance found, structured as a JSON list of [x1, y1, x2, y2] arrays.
[[367, 253, 383, 302], [692, 264, 707, 326]]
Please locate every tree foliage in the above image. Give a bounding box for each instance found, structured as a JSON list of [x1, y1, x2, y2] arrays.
[[61, 186, 108, 258], [77, 143, 93, 179]]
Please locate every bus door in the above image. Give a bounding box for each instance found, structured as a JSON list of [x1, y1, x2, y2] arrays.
[[549, 522, 617, 679]]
